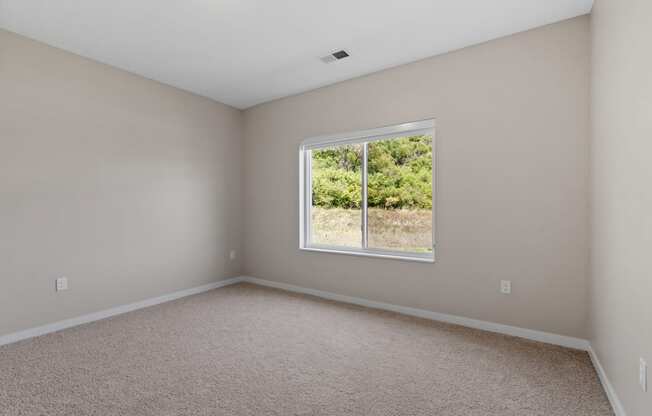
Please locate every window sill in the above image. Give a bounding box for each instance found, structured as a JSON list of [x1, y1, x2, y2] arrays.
[[299, 246, 435, 263]]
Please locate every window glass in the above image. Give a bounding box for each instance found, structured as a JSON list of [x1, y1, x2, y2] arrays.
[[367, 135, 433, 253], [301, 120, 434, 261], [310, 143, 362, 248]]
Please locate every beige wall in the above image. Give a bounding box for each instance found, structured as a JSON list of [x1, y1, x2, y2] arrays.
[[0, 29, 243, 336], [1, 15, 596, 345], [590, 1, 652, 415], [243, 17, 591, 338]]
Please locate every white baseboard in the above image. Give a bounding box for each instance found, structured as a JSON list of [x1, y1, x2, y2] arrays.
[[588, 346, 627, 416], [0, 273, 590, 351], [241, 276, 590, 351], [0, 277, 244, 347], [245, 274, 617, 415], [1, 274, 619, 416]]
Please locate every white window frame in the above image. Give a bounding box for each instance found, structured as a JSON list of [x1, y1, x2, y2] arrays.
[[299, 119, 436, 263]]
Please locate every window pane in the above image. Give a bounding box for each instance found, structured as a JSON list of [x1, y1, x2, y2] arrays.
[[367, 135, 433, 253], [310, 143, 362, 248]]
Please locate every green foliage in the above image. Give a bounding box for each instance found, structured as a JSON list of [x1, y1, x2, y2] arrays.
[[311, 167, 362, 209], [311, 136, 432, 209]]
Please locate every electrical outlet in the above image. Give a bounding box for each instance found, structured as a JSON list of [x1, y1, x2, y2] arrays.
[[500, 280, 511, 294], [641, 358, 647, 392], [229, 250, 236, 260], [55, 277, 68, 292]]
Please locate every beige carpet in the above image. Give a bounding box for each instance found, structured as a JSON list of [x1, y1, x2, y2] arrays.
[[0, 283, 612, 416]]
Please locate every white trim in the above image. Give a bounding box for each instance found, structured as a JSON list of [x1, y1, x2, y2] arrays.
[[0, 274, 618, 416], [300, 246, 434, 263], [301, 119, 435, 149], [588, 346, 627, 416], [299, 119, 436, 261], [0, 277, 244, 347], [431, 124, 437, 258], [298, 149, 308, 248], [240, 276, 589, 351], [361, 142, 369, 248]]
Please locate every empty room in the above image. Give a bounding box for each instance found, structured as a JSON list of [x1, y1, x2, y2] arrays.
[[0, 0, 649, 415]]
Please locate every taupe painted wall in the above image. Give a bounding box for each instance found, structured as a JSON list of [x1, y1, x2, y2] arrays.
[[0, 29, 243, 336], [243, 17, 591, 338], [1, 17, 595, 344], [590, 1, 652, 415]]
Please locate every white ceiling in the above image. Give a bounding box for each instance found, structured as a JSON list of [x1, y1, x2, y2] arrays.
[[0, 0, 593, 109]]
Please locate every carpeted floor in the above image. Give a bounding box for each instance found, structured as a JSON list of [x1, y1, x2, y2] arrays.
[[0, 283, 612, 416]]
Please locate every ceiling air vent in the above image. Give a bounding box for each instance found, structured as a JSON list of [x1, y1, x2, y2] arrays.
[[320, 49, 350, 63]]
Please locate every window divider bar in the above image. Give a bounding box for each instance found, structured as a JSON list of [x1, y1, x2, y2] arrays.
[[306, 150, 312, 245], [362, 142, 369, 249]]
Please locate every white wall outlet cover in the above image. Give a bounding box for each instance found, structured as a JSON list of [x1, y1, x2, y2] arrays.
[[229, 250, 237, 260], [500, 280, 511, 294], [55, 277, 68, 291], [641, 358, 648, 392]]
